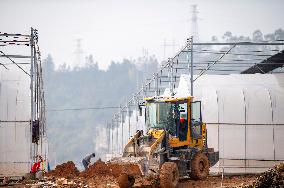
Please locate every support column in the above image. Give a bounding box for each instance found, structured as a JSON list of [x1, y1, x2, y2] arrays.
[[30, 28, 34, 164], [190, 36, 194, 96], [127, 104, 131, 138], [120, 109, 123, 154], [169, 58, 174, 95]]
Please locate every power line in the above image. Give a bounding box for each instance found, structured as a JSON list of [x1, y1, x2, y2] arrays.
[[0, 50, 30, 76], [47, 106, 120, 112]]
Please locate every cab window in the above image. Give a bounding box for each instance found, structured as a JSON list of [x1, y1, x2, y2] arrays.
[[191, 101, 202, 139]]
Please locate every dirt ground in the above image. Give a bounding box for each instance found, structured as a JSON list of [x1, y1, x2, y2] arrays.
[[2, 161, 283, 188], [2, 174, 257, 188], [178, 175, 256, 188]]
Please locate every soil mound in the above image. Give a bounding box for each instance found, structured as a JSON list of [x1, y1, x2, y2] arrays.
[[46, 161, 79, 179], [44, 159, 148, 187], [250, 163, 284, 187], [80, 159, 142, 178], [80, 159, 112, 178]]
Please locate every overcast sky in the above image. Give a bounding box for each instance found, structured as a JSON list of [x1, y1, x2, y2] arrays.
[[1, 0, 284, 69]]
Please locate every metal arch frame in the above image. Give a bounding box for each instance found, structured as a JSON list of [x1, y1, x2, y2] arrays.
[[108, 38, 284, 155], [0, 28, 47, 168]]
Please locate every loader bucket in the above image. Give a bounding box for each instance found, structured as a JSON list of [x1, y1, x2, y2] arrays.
[[108, 157, 147, 177]]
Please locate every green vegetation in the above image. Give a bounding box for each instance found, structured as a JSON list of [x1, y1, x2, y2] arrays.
[[43, 54, 158, 169]]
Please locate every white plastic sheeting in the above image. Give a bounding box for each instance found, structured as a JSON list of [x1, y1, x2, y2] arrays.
[[175, 73, 284, 173], [109, 109, 145, 157], [0, 68, 31, 177], [109, 73, 284, 174]]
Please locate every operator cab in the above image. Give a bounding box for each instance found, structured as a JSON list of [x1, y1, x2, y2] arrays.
[[145, 96, 204, 148]]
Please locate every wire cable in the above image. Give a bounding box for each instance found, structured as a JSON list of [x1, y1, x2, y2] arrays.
[[0, 51, 30, 76], [47, 106, 120, 112]]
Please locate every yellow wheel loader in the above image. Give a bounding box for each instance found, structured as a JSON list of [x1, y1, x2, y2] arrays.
[[111, 96, 219, 188]]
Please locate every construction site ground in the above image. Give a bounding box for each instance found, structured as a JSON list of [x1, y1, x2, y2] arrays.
[[2, 161, 283, 188]]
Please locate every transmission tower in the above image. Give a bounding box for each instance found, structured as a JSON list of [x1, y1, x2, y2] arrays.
[[142, 47, 149, 61], [190, 4, 199, 41], [73, 38, 84, 67]]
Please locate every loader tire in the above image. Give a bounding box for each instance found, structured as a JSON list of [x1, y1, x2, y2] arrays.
[[159, 162, 179, 188], [190, 152, 209, 180], [117, 173, 135, 188]]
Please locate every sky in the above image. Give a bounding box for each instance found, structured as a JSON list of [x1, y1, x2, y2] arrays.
[[1, 0, 284, 70]]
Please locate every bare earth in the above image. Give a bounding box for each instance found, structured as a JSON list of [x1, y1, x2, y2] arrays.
[[4, 161, 283, 188], [178, 175, 256, 188], [5, 175, 257, 188]]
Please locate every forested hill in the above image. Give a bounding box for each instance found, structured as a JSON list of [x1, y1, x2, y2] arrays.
[[43, 55, 158, 169]]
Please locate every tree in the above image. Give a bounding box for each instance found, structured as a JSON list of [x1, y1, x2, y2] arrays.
[[43, 54, 55, 76], [252, 30, 264, 42]]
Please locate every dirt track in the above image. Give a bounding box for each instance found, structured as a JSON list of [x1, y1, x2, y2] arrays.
[[178, 175, 256, 188], [6, 161, 283, 188], [8, 174, 257, 188]]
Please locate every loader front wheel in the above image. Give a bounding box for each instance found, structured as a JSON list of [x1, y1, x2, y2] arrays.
[[190, 152, 209, 180], [159, 162, 179, 188], [117, 173, 135, 188]]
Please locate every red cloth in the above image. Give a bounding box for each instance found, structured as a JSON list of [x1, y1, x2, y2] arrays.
[[180, 118, 185, 124], [31, 162, 41, 173]]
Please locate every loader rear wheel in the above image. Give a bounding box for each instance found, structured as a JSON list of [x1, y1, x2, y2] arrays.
[[159, 162, 179, 188], [190, 152, 209, 180]]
